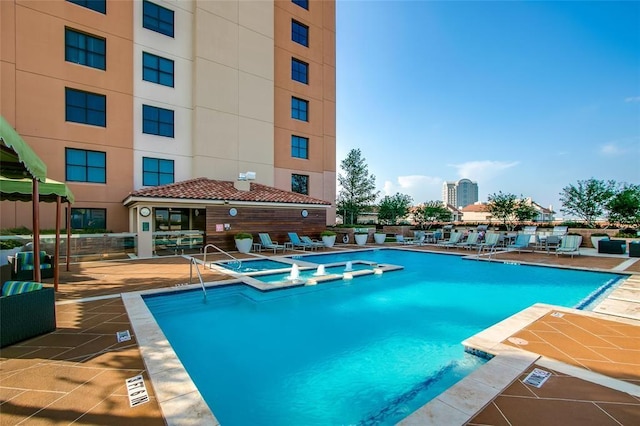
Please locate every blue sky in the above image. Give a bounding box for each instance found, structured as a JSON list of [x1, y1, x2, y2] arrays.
[[336, 0, 640, 215]]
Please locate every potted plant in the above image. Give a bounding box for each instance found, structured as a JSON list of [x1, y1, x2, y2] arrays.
[[590, 232, 609, 249], [374, 231, 386, 244], [234, 233, 253, 253], [354, 230, 369, 246], [321, 230, 336, 248]]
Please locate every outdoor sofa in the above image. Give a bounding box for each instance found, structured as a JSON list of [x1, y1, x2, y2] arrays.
[[1, 281, 56, 347]]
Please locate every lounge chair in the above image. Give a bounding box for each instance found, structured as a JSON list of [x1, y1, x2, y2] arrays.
[[555, 235, 582, 258], [507, 234, 533, 253], [288, 232, 312, 251], [477, 232, 500, 255], [301, 236, 324, 250], [437, 232, 462, 249], [405, 234, 426, 246], [457, 232, 479, 250], [8, 251, 55, 281], [395, 235, 412, 244], [258, 233, 287, 253]]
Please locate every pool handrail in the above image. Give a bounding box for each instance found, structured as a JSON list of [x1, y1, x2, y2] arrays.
[[188, 256, 207, 300], [202, 244, 242, 270]]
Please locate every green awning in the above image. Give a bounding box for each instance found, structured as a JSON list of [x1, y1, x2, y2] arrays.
[[0, 176, 75, 204], [0, 115, 47, 181]]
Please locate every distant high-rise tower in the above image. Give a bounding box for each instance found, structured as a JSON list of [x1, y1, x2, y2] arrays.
[[442, 179, 478, 208]]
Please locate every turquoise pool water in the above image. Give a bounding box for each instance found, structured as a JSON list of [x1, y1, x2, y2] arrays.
[[218, 258, 291, 273], [144, 249, 622, 425]]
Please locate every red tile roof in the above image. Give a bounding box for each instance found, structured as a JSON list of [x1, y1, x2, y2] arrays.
[[124, 177, 331, 205], [461, 203, 489, 212]]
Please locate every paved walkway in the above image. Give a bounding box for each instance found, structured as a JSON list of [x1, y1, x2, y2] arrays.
[[1, 244, 639, 425]]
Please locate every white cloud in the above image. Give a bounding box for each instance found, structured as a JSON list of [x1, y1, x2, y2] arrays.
[[600, 143, 620, 155], [449, 160, 519, 182], [382, 175, 442, 203], [624, 96, 640, 103]]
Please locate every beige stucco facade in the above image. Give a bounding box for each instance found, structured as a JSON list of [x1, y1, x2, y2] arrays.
[[1, 0, 336, 231], [1, 0, 134, 231]]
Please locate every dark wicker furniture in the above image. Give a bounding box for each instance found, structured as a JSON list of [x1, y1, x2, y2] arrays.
[[0, 286, 56, 347]]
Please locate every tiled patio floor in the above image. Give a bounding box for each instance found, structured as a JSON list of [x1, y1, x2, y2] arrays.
[[1, 244, 639, 425]]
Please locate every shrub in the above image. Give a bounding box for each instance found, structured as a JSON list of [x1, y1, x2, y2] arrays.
[[320, 230, 336, 237], [234, 233, 252, 240], [0, 239, 25, 250]]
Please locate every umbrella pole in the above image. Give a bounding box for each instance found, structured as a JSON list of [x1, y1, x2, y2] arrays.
[[54, 195, 61, 291], [32, 178, 41, 283], [66, 202, 71, 272]]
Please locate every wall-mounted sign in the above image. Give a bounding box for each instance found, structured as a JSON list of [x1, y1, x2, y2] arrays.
[[216, 224, 223, 232], [142, 222, 150, 232]]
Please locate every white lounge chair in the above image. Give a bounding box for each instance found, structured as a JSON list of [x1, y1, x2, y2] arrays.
[[555, 235, 582, 258], [457, 232, 479, 250]]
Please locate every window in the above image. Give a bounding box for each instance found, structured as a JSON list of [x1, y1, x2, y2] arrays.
[[66, 148, 106, 183], [292, 174, 309, 195], [143, 105, 174, 137], [143, 52, 174, 87], [70, 208, 107, 230], [291, 58, 308, 84], [143, 0, 174, 37], [292, 0, 308, 10], [292, 20, 309, 47], [65, 88, 106, 127], [154, 208, 189, 231], [143, 157, 174, 186], [291, 135, 308, 159], [65, 28, 106, 70], [67, 0, 106, 14], [291, 97, 308, 121]]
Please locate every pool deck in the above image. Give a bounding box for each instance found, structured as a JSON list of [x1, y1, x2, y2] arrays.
[[1, 244, 639, 425]]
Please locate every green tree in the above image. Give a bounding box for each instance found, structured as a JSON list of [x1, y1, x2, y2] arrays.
[[559, 179, 616, 228], [487, 192, 518, 230], [337, 149, 379, 225], [413, 201, 452, 229], [607, 183, 640, 228], [514, 199, 539, 224], [378, 193, 413, 225]]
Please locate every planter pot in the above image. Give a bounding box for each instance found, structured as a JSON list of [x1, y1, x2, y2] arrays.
[[235, 238, 253, 254], [355, 234, 368, 246], [374, 233, 386, 244], [322, 235, 336, 248]]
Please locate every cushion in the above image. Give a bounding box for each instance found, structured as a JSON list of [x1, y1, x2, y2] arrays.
[[2, 281, 43, 296]]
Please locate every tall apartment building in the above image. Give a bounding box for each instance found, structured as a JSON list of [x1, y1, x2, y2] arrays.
[[442, 178, 478, 209], [0, 0, 336, 231]]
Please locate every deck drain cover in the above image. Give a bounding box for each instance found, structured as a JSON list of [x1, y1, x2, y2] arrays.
[[507, 337, 529, 345]]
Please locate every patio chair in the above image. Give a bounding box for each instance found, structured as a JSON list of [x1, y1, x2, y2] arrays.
[[477, 232, 500, 256], [288, 232, 312, 251], [8, 251, 55, 281], [404, 234, 426, 246], [555, 235, 582, 258], [395, 235, 412, 244], [437, 232, 462, 249], [258, 233, 287, 253], [1, 281, 56, 347], [456, 232, 479, 250], [301, 236, 324, 250], [507, 234, 533, 253]]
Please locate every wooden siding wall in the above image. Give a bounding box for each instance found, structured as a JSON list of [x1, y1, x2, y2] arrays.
[[205, 206, 327, 251]]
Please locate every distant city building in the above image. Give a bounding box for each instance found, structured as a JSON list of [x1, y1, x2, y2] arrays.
[[442, 179, 479, 208]]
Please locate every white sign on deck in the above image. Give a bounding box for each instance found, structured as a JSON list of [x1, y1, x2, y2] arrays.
[[116, 330, 131, 342], [126, 374, 150, 407], [523, 368, 552, 388]]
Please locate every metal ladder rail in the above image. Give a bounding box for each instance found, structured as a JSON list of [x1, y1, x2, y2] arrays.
[[189, 256, 207, 299], [202, 244, 242, 270]]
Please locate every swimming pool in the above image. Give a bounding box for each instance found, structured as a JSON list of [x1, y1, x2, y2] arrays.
[[143, 249, 622, 425], [217, 258, 291, 273]]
